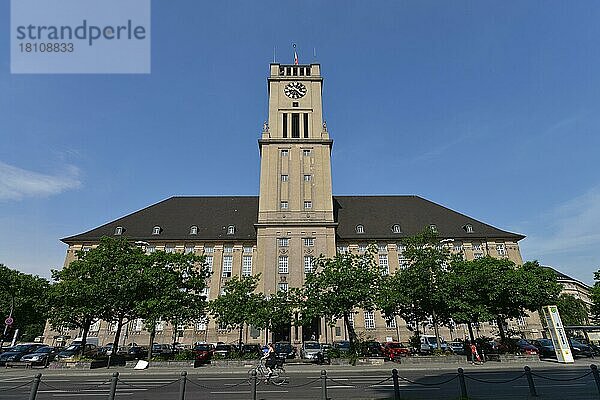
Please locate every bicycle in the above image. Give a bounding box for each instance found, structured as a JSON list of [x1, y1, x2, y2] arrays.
[[248, 358, 288, 386]]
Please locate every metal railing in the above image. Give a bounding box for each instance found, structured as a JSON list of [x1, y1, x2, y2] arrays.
[[3, 364, 599, 399]]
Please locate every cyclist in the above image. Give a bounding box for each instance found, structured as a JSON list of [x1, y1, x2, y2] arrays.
[[261, 342, 277, 381]]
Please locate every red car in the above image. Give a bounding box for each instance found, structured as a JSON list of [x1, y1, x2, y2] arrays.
[[193, 343, 214, 364], [383, 342, 411, 361]]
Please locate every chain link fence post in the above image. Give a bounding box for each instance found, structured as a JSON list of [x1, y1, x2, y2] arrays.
[[524, 366, 538, 397], [178, 371, 187, 400], [251, 369, 257, 400], [320, 369, 328, 400], [457, 368, 467, 400], [28, 373, 42, 400], [392, 368, 401, 400], [591, 364, 600, 397], [108, 371, 119, 400]]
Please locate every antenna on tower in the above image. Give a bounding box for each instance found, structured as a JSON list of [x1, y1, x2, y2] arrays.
[[273, 46, 276, 63], [313, 47, 317, 61], [293, 43, 298, 65]]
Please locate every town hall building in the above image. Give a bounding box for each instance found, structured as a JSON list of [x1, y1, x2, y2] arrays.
[[44, 63, 535, 347]]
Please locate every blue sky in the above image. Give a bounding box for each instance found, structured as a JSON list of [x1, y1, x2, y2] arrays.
[[1, 1, 599, 284]]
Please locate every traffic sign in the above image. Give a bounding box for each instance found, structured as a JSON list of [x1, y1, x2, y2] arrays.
[[4, 317, 13, 326]]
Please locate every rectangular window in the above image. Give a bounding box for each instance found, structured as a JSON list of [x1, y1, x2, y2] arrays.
[[222, 255, 233, 277], [496, 244, 506, 256], [204, 246, 214, 254], [358, 244, 367, 253], [303, 113, 309, 138], [243, 246, 253, 254], [184, 245, 195, 254], [201, 287, 210, 299], [379, 254, 389, 275], [304, 256, 314, 273], [281, 149, 288, 157], [303, 149, 311, 156], [223, 245, 233, 253], [165, 244, 175, 253], [280, 201, 288, 209], [378, 243, 387, 253], [282, 113, 288, 138], [145, 245, 156, 254], [281, 175, 288, 182], [242, 255, 252, 276], [278, 282, 289, 292], [337, 245, 349, 254], [348, 313, 354, 328], [90, 320, 100, 332], [134, 318, 144, 332], [304, 201, 312, 209], [398, 256, 410, 269], [303, 238, 314, 246], [304, 174, 311, 182], [474, 252, 484, 259], [278, 256, 289, 274], [195, 318, 208, 331], [277, 238, 289, 247], [472, 243, 482, 251], [386, 317, 397, 329], [292, 113, 300, 138], [364, 311, 375, 329], [205, 255, 213, 273]]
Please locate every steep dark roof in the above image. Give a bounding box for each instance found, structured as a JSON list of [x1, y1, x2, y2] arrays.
[[334, 196, 524, 241], [542, 266, 591, 289], [62, 195, 524, 243]]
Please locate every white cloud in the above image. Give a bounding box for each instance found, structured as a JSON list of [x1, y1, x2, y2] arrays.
[[0, 161, 82, 201], [521, 185, 600, 257]]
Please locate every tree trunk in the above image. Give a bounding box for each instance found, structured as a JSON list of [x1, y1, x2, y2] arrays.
[[467, 322, 475, 342], [147, 323, 156, 361], [112, 315, 124, 354], [496, 316, 507, 343], [171, 318, 179, 353], [432, 311, 442, 352], [343, 312, 357, 349], [80, 318, 91, 357], [238, 323, 243, 351]]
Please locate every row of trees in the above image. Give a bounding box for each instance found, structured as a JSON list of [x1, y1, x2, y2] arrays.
[[0, 230, 593, 358]]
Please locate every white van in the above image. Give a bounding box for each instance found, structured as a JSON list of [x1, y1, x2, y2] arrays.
[[420, 335, 448, 353]]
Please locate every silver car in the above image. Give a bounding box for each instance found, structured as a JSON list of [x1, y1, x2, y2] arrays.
[[301, 341, 322, 360]]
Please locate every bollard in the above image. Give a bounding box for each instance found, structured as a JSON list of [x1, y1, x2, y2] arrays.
[[392, 369, 401, 400], [320, 369, 328, 400], [457, 368, 468, 400], [591, 364, 600, 397], [107, 354, 111, 369], [28, 373, 42, 400], [179, 371, 187, 400], [251, 369, 257, 400], [524, 366, 538, 397], [108, 371, 119, 400]]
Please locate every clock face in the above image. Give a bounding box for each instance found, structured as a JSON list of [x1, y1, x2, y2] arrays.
[[284, 81, 307, 99]]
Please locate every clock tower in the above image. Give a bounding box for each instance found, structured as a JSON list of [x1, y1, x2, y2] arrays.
[[255, 64, 336, 321]]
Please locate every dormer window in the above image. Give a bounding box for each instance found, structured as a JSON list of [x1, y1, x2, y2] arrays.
[[392, 224, 401, 234], [429, 224, 438, 233], [152, 226, 161, 235], [114, 226, 123, 236], [464, 224, 474, 233], [355, 224, 365, 234], [227, 225, 235, 235], [190, 225, 198, 235]]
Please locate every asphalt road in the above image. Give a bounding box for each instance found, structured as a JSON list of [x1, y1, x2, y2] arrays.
[[0, 362, 598, 400]]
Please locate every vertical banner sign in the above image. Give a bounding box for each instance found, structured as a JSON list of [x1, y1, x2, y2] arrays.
[[542, 305, 574, 363]]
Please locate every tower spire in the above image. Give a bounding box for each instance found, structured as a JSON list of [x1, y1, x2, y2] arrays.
[[293, 43, 299, 65]]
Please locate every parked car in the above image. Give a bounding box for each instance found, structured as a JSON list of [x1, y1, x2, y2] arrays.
[[241, 344, 262, 357], [214, 343, 234, 358], [420, 335, 448, 354], [333, 340, 351, 353], [0, 344, 47, 365], [361, 341, 384, 357], [56, 343, 99, 360], [300, 341, 322, 360], [193, 343, 214, 364], [570, 339, 594, 358], [20, 346, 62, 366], [127, 345, 148, 359], [448, 341, 467, 356], [152, 343, 173, 356], [382, 342, 411, 361], [514, 339, 539, 356], [531, 338, 556, 359], [274, 342, 296, 359]]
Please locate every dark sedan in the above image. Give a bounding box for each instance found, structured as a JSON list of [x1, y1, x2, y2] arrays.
[[20, 346, 62, 366], [0, 343, 47, 365], [193, 343, 214, 364], [531, 338, 557, 359], [362, 341, 384, 357], [570, 339, 594, 358], [56, 343, 99, 360], [274, 342, 296, 359]]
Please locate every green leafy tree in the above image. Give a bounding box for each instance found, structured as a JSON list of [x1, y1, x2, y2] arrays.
[[589, 270, 600, 324], [299, 246, 381, 349], [136, 250, 210, 360], [556, 293, 589, 326], [0, 265, 50, 347], [252, 288, 299, 343], [209, 275, 264, 349], [486, 259, 561, 341]]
